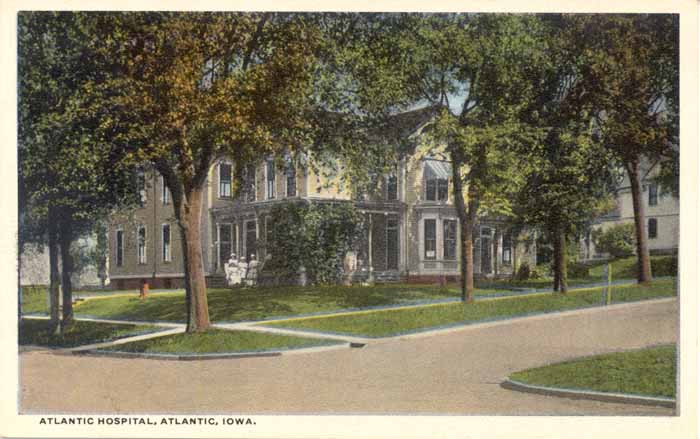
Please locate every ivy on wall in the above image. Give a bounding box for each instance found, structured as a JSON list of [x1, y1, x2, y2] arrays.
[[264, 201, 362, 285]]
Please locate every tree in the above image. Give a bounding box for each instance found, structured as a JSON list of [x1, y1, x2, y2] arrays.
[[18, 12, 139, 332], [592, 223, 636, 259], [350, 14, 546, 301], [89, 13, 321, 332], [571, 14, 679, 283], [511, 15, 619, 293]]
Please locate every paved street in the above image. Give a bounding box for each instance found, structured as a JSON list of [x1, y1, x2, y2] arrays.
[[20, 299, 678, 415]]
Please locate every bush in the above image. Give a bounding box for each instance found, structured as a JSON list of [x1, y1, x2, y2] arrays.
[[567, 262, 590, 279], [514, 263, 531, 281], [592, 224, 636, 259], [264, 201, 362, 285], [651, 256, 678, 277]]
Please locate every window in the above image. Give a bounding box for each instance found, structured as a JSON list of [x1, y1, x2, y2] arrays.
[[648, 218, 658, 239], [245, 220, 257, 261], [217, 223, 232, 270], [387, 216, 399, 270], [162, 224, 171, 262], [160, 176, 170, 205], [285, 164, 297, 197], [502, 233, 512, 264], [424, 219, 436, 260], [649, 183, 658, 206], [137, 226, 147, 264], [443, 220, 457, 260], [219, 163, 232, 198], [116, 230, 124, 267], [136, 169, 147, 207], [387, 174, 398, 201], [241, 164, 256, 202], [424, 161, 450, 202], [266, 160, 276, 199]]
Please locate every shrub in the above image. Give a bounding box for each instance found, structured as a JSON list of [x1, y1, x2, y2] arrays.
[[264, 201, 362, 285], [567, 262, 590, 279], [514, 263, 531, 281], [592, 223, 636, 259], [651, 256, 678, 277]]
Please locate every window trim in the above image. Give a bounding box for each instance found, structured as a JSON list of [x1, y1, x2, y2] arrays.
[[285, 164, 297, 198], [502, 232, 512, 264], [648, 182, 658, 206], [424, 218, 437, 260], [648, 217, 658, 239], [266, 160, 276, 200], [160, 176, 170, 205], [161, 223, 171, 262], [137, 225, 147, 265], [443, 219, 457, 261], [115, 228, 124, 267], [218, 162, 232, 199], [386, 215, 400, 270]]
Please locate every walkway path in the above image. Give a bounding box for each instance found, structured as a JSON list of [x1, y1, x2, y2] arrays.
[[20, 299, 678, 415]]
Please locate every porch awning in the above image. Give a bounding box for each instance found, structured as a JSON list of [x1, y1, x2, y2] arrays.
[[424, 159, 452, 180]]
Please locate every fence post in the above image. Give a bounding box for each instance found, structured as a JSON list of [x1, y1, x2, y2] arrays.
[[606, 262, 612, 305]]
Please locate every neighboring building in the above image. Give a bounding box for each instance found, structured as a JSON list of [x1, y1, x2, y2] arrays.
[[108, 108, 536, 288], [581, 159, 679, 260]]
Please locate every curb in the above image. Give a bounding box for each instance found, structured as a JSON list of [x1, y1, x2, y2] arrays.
[[72, 341, 358, 361], [500, 378, 676, 409]]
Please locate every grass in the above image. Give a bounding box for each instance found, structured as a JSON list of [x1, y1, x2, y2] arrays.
[[102, 328, 339, 354], [20, 286, 49, 314], [70, 283, 506, 323], [509, 344, 677, 398], [263, 279, 676, 337], [19, 318, 162, 348]]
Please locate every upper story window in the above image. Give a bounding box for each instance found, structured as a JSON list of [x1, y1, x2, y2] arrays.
[[285, 163, 297, 197], [266, 160, 276, 199], [219, 163, 232, 198], [240, 164, 256, 202], [160, 176, 170, 205], [387, 174, 398, 201], [136, 169, 147, 207], [137, 225, 147, 265], [648, 182, 658, 206], [648, 218, 658, 239], [424, 160, 450, 202]]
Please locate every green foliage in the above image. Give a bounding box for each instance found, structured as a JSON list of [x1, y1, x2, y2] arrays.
[[19, 318, 159, 348], [264, 202, 362, 285], [514, 263, 531, 281], [567, 262, 590, 279], [651, 256, 678, 277], [592, 224, 636, 259]]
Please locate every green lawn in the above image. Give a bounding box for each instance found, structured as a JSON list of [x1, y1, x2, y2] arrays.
[[20, 286, 49, 314], [102, 328, 339, 354], [70, 283, 503, 323], [509, 344, 677, 398], [264, 279, 676, 337], [19, 318, 162, 348]]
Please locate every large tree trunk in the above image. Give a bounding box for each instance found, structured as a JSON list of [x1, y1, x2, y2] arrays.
[[552, 225, 560, 292], [626, 159, 653, 283], [452, 152, 477, 302], [176, 186, 211, 332], [59, 221, 74, 328], [47, 212, 61, 336]]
